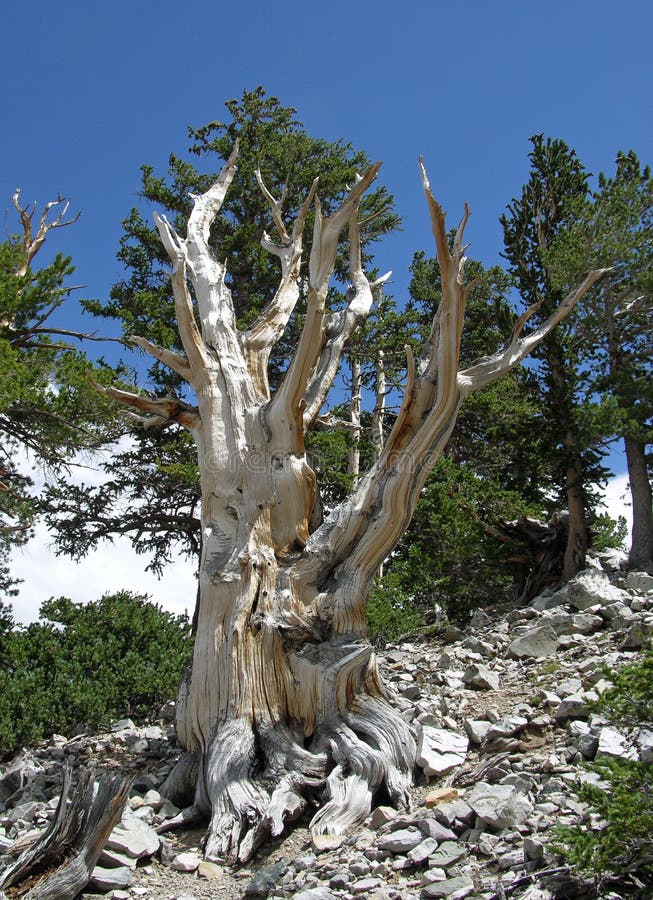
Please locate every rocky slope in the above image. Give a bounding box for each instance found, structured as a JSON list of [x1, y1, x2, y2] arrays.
[[1, 560, 651, 900]]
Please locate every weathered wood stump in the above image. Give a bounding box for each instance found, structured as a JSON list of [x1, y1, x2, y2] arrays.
[[0, 767, 131, 900]]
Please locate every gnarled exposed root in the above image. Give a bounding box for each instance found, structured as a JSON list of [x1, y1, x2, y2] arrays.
[[162, 688, 415, 864], [201, 719, 270, 863], [311, 695, 415, 835]]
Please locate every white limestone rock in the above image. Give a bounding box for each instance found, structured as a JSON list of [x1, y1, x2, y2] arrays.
[[627, 572, 653, 593], [635, 728, 653, 763], [463, 718, 492, 745], [467, 781, 533, 830], [416, 726, 468, 777], [0, 752, 44, 803], [554, 691, 597, 722], [596, 726, 637, 761], [555, 569, 632, 611], [508, 626, 558, 660], [106, 807, 160, 859], [171, 851, 201, 872], [462, 664, 499, 691], [110, 718, 136, 732]]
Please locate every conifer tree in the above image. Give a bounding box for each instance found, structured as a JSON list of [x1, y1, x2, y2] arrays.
[[501, 135, 611, 580]]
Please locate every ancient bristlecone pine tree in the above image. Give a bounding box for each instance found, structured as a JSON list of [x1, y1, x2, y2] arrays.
[[104, 144, 604, 863]]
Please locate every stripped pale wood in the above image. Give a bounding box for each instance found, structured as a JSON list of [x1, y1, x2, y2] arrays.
[[102, 146, 605, 863]]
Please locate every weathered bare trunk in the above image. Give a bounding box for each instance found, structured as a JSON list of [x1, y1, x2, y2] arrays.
[[372, 347, 386, 458], [0, 767, 131, 899], [103, 147, 605, 862], [348, 357, 362, 485], [624, 435, 653, 572]]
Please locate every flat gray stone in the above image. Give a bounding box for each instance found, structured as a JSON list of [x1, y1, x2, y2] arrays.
[[572, 613, 604, 634], [428, 840, 466, 868], [106, 808, 160, 859], [407, 835, 439, 864], [90, 865, 133, 891], [600, 601, 634, 621], [110, 718, 136, 732], [244, 861, 286, 896], [469, 608, 492, 628], [352, 878, 382, 893], [369, 805, 398, 828], [523, 836, 545, 860], [485, 716, 528, 741], [98, 846, 138, 870], [626, 572, 653, 593], [467, 781, 533, 830], [416, 726, 468, 777], [292, 890, 337, 900], [0, 752, 44, 803], [621, 622, 652, 649], [463, 664, 499, 691], [508, 625, 558, 659], [557, 678, 583, 697], [554, 694, 590, 722], [463, 718, 492, 745], [573, 732, 599, 759], [422, 875, 475, 898], [417, 817, 457, 842], [377, 826, 424, 853], [531, 592, 566, 611], [431, 799, 475, 827]]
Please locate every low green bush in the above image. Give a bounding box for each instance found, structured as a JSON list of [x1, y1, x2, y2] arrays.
[[367, 575, 426, 642], [368, 457, 535, 634], [555, 648, 653, 894], [0, 591, 192, 756]]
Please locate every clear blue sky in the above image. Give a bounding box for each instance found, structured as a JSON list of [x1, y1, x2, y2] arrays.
[[3, 0, 650, 313], [2, 0, 651, 439], [4, 0, 649, 620]]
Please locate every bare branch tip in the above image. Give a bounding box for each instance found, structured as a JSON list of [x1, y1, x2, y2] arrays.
[[371, 271, 392, 290]]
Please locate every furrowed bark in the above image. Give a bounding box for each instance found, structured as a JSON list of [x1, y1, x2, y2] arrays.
[[105, 149, 604, 864], [625, 434, 653, 572]]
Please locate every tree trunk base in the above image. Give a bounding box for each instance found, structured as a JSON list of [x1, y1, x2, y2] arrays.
[[161, 687, 415, 864]]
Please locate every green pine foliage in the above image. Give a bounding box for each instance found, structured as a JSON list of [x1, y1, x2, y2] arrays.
[[364, 247, 556, 640], [0, 592, 192, 756], [501, 135, 613, 576], [0, 208, 123, 599], [555, 649, 653, 892], [368, 457, 541, 637], [544, 151, 653, 570]]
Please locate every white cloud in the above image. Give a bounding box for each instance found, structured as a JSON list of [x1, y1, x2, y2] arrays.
[[8, 440, 197, 624], [10, 523, 197, 624], [598, 472, 632, 542]]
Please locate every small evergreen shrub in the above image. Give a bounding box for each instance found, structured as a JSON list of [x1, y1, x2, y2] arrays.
[[0, 591, 192, 756], [370, 457, 536, 630], [367, 576, 425, 642], [555, 648, 653, 893]]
